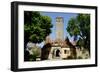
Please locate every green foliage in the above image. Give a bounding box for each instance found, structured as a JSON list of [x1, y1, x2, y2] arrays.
[[67, 18, 80, 36], [24, 11, 53, 61], [67, 14, 90, 50], [24, 11, 53, 44], [29, 46, 41, 61]]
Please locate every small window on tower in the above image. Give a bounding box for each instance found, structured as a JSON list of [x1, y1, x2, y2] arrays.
[[64, 50, 67, 54]]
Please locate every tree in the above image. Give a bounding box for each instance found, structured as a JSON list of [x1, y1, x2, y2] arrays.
[[29, 46, 41, 61], [24, 11, 53, 48], [66, 14, 90, 51]]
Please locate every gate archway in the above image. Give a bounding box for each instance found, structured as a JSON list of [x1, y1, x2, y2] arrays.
[[56, 49, 60, 57]]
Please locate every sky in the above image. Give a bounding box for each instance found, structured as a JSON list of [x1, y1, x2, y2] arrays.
[[37, 11, 78, 48]]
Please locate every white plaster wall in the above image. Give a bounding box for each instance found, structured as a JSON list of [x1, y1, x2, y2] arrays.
[[61, 48, 71, 58]]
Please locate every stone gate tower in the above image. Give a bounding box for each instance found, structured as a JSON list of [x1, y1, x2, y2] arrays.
[[56, 17, 64, 40]]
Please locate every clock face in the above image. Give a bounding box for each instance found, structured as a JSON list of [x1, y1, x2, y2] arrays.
[[57, 19, 60, 22], [56, 17, 63, 22]]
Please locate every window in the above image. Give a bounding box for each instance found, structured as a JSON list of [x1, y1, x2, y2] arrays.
[[64, 50, 67, 54]]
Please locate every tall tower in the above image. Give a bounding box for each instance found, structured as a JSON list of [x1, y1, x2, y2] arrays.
[[56, 17, 64, 40]]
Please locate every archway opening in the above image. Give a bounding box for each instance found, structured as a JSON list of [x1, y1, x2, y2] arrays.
[[56, 50, 60, 57]]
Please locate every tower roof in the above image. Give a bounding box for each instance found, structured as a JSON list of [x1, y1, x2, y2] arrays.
[[56, 16, 63, 19]]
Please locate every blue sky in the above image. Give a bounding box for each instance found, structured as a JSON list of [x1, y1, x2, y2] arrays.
[[37, 11, 78, 48]]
